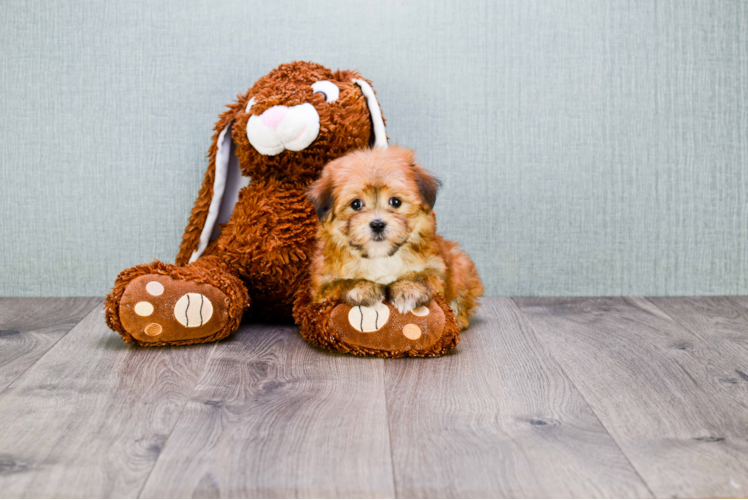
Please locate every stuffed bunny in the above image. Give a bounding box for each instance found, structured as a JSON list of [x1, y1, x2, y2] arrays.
[[105, 61, 461, 356]]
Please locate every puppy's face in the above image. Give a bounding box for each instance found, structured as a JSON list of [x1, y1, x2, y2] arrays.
[[309, 146, 441, 259]]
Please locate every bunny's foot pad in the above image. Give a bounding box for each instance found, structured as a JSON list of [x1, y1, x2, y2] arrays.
[[105, 259, 249, 347], [294, 289, 461, 357], [118, 274, 230, 344]]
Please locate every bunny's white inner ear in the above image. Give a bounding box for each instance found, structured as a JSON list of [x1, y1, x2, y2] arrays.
[[189, 124, 251, 263], [353, 79, 387, 149]]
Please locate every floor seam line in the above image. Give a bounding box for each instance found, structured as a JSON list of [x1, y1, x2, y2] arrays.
[[725, 296, 748, 316], [382, 359, 399, 499], [643, 296, 748, 365], [0, 297, 102, 397], [641, 296, 709, 345], [136, 340, 220, 498], [510, 297, 657, 499]]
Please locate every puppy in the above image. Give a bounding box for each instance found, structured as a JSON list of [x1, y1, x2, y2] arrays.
[[307, 146, 483, 330]]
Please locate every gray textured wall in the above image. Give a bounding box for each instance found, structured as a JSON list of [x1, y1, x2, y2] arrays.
[[1, 0, 747, 297]]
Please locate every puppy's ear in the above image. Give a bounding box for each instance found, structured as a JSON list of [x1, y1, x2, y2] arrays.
[[307, 172, 335, 221], [412, 162, 442, 210]]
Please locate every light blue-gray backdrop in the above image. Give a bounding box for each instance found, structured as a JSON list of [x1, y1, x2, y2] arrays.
[[1, 0, 747, 297]]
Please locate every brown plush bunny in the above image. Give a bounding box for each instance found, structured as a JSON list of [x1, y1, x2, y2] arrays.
[[105, 61, 385, 345], [105, 61, 462, 356]]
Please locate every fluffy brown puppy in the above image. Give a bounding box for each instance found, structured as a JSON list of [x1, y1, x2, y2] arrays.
[[308, 146, 483, 330]]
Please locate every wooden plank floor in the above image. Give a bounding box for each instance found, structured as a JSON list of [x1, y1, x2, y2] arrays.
[[0, 297, 746, 498]]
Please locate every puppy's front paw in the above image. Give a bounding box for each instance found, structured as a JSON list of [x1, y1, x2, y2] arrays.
[[344, 281, 386, 307], [389, 280, 432, 314]]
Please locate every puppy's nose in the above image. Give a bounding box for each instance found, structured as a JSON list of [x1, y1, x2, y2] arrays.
[[260, 106, 287, 130], [370, 220, 387, 234]]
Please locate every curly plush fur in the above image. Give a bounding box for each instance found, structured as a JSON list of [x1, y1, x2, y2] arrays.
[[105, 62, 382, 345]]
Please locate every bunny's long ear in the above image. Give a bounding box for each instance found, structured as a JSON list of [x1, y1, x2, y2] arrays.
[[175, 103, 250, 266], [353, 79, 388, 149]]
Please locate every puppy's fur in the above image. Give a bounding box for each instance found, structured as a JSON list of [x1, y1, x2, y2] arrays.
[[307, 146, 483, 330]]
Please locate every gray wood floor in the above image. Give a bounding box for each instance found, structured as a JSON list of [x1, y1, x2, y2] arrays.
[[1, 297, 747, 498]]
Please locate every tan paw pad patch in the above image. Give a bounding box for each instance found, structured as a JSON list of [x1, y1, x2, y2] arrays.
[[146, 281, 165, 296], [348, 303, 390, 332], [402, 323, 422, 340], [411, 306, 430, 317], [144, 323, 162, 336], [134, 301, 154, 317]]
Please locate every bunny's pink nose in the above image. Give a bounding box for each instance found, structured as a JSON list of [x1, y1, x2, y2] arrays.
[[260, 106, 287, 129]]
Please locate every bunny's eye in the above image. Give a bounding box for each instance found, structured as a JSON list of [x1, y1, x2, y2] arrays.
[[312, 81, 340, 103], [245, 97, 256, 113]]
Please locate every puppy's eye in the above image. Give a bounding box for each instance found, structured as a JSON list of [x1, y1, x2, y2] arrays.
[[245, 96, 256, 113], [389, 197, 402, 208], [350, 199, 363, 210], [311, 81, 340, 103]]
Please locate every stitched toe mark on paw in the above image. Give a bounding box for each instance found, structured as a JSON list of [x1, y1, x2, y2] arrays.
[[402, 323, 422, 340], [348, 303, 390, 332], [174, 293, 213, 327]]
